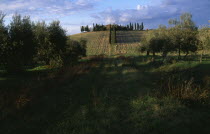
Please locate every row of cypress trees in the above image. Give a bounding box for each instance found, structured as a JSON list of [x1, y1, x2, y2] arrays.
[[81, 22, 144, 33], [109, 25, 117, 44], [111, 22, 144, 31], [127, 22, 144, 31], [93, 23, 107, 31]]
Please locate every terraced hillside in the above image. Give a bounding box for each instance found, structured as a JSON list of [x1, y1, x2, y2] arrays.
[[115, 31, 144, 55], [70, 31, 145, 56], [70, 31, 110, 55]]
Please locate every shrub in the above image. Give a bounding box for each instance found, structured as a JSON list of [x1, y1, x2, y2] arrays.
[[49, 54, 64, 68], [64, 39, 87, 65]]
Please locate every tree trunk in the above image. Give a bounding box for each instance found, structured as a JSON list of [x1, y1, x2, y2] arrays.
[[152, 51, 155, 61], [200, 49, 204, 63], [178, 45, 181, 60], [153, 51, 155, 57], [162, 52, 167, 61], [146, 51, 150, 56], [184, 52, 189, 59], [109, 25, 112, 44]]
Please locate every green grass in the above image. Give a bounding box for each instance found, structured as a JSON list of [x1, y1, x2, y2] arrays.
[[1, 27, 210, 133], [1, 55, 210, 134]]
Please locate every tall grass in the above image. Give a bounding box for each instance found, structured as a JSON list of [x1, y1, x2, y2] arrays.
[[158, 69, 209, 104]]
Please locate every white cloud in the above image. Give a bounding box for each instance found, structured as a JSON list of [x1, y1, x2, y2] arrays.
[[91, 0, 210, 29], [0, 0, 98, 17], [64, 25, 80, 35], [137, 5, 148, 11]]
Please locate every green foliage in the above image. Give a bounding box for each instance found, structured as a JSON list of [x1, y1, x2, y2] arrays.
[[169, 13, 197, 30], [198, 27, 210, 50], [179, 29, 198, 56], [47, 21, 67, 67], [0, 12, 8, 66], [92, 23, 106, 31], [111, 26, 117, 44], [64, 39, 87, 65], [169, 13, 198, 56], [49, 54, 64, 68], [81, 26, 84, 32], [109, 25, 111, 44], [6, 14, 35, 72], [33, 21, 52, 64], [81, 25, 91, 32], [141, 13, 199, 59], [198, 27, 210, 62], [141, 22, 144, 30], [141, 26, 172, 58], [48, 21, 67, 52], [0, 12, 87, 72]]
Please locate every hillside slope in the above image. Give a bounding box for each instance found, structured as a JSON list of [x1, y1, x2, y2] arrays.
[[70, 31, 145, 56]]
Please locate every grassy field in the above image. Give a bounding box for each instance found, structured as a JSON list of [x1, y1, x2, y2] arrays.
[[70, 31, 144, 56], [1, 55, 210, 134], [70, 31, 110, 56], [1, 31, 210, 134]]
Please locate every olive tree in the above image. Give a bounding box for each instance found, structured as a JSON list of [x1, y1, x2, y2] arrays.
[[7, 14, 35, 72], [47, 21, 67, 67], [0, 12, 8, 67], [168, 13, 198, 59], [33, 21, 53, 64], [198, 27, 210, 63], [141, 26, 172, 59]]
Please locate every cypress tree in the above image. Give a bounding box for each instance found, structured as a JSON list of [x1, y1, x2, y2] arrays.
[[114, 26, 117, 43], [81, 26, 84, 32], [109, 24, 111, 44], [139, 23, 142, 31], [135, 23, 137, 30], [93, 23, 95, 31], [85, 25, 90, 32], [87, 25, 90, 32], [131, 23, 134, 31], [141, 22, 144, 30]]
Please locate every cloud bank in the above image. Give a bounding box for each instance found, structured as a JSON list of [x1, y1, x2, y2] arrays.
[[91, 0, 210, 29], [0, 0, 209, 34]]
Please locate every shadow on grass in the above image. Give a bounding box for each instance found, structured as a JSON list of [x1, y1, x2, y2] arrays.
[[1, 55, 210, 134]]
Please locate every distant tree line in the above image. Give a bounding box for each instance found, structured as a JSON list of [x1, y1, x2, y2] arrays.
[[113, 22, 144, 31], [0, 12, 87, 73], [81, 22, 144, 33], [93, 23, 107, 31], [124, 22, 144, 31]]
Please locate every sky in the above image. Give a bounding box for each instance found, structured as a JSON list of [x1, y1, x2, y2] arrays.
[[0, 0, 209, 35]]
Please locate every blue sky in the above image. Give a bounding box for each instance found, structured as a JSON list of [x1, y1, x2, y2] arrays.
[[0, 0, 209, 35]]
